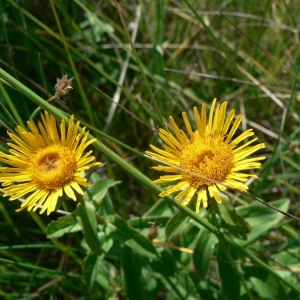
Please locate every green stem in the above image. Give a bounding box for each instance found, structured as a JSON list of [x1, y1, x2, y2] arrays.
[[0, 68, 298, 293], [0, 80, 25, 127], [30, 95, 58, 119], [49, 0, 94, 124]]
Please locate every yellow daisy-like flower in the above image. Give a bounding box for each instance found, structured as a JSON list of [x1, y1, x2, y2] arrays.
[[0, 112, 101, 215], [146, 99, 265, 213]]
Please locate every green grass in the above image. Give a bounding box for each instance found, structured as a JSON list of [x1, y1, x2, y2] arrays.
[[0, 0, 300, 299]]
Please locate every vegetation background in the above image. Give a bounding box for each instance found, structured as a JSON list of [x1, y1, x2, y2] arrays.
[[0, 0, 300, 299]]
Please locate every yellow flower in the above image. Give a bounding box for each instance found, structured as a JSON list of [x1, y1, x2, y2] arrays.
[[146, 99, 265, 213], [0, 112, 101, 215]]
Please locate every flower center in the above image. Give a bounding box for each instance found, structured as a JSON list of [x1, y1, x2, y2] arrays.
[[179, 132, 234, 189], [39, 154, 60, 173], [28, 145, 77, 190]]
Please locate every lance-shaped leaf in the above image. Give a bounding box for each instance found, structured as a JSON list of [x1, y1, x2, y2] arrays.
[[76, 202, 102, 255], [193, 229, 218, 278], [46, 213, 81, 239], [211, 193, 251, 237], [105, 216, 158, 258], [165, 211, 189, 240]]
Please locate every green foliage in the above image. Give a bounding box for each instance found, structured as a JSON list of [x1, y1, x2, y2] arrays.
[[46, 213, 81, 238], [165, 211, 189, 240], [1, 0, 300, 299], [193, 229, 218, 279], [217, 244, 240, 300], [77, 202, 102, 255], [211, 193, 251, 236]]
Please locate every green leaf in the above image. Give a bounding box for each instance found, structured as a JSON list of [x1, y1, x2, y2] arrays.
[[143, 198, 174, 217], [242, 262, 288, 299], [150, 250, 201, 300], [249, 277, 285, 299], [176, 272, 201, 300], [165, 211, 189, 240], [76, 202, 102, 255], [128, 216, 170, 229], [217, 244, 240, 300], [121, 245, 145, 300], [84, 178, 120, 208], [105, 216, 158, 258], [95, 260, 114, 288], [193, 229, 218, 278], [212, 193, 251, 235], [238, 198, 290, 226], [101, 194, 115, 216], [98, 231, 113, 254], [151, 249, 177, 277], [238, 199, 290, 247], [272, 247, 300, 266], [46, 213, 81, 239], [83, 253, 103, 288]]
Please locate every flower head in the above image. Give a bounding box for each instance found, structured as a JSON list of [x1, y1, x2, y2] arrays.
[[55, 74, 74, 98], [146, 99, 265, 213], [0, 112, 101, 215]]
